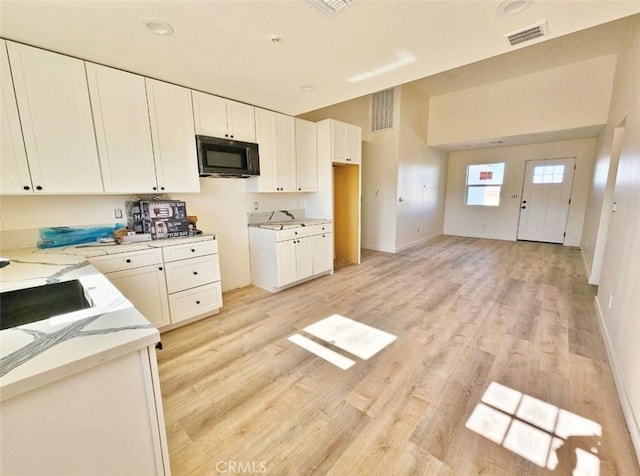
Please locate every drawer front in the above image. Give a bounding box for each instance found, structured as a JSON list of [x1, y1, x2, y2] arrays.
[[308, 223, 333, 235], [162, 239, 218, 262], [168, 282, 222, 323], [165, 254, 220, 293], [275, 227, 310, 242], [89, 248, 163, 273]]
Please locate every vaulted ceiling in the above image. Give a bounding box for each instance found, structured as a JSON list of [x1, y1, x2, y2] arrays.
[[1, 1, 639, 116]]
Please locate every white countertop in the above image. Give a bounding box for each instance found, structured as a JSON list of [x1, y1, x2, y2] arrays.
[[0, 234, 215, 401], [248, 219, 332, 231]]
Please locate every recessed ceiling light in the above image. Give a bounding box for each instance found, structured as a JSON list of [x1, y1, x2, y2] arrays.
[[141, 18, 174, 36], [300, 84, 316, 92], [497, 0, 530, 15]]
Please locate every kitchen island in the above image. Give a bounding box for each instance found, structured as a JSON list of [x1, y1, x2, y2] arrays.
[[0, 244, 171, 475]]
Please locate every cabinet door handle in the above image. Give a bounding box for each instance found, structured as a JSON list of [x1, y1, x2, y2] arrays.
[[193, 271, 198, 275], [126, 259, 132, 263], [152, 186, 157, 191], [191, 249, 196, 252], [23, 185, 30, 190], [36, 185, 43, 191], [196, 300, 201, 304], [160, 186, 165, 191], [158, 266, 163, 271]]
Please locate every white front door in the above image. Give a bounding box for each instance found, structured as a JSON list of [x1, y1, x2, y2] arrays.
[[517, 158, 576, 244]]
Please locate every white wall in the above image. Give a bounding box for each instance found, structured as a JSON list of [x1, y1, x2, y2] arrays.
[[301, 87, 449, 253], [428, 55, 617, 147], [444, 138, 596, 246], [300, 94, 401, 253], [396, 84, 447, 251], [584, 15, 640, 459]]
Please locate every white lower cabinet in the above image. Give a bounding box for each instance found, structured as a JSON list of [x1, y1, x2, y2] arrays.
[[105, 265, 171, 328], [162, 240, 223, 327], [0, 346, 170, 475], [249, 223, 333, 293], [90, 238, 222, 330]]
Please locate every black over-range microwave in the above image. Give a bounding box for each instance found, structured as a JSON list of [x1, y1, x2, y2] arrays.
[[196, 135, 260, 178]]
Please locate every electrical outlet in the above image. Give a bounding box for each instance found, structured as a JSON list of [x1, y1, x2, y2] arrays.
[[253, 202, 259, 210], [114, 208, 123, 219]]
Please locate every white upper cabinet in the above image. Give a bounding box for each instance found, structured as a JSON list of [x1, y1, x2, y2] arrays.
[[250, 109, 295, 192], [7, 41, 103, 194], [0, 40, 31, 194], [295, 118, 317, 192], [325, 119, 361, 165], [146, 79, 200, 193], [192, 91, 256, 143], [86, 63, 156, 193]]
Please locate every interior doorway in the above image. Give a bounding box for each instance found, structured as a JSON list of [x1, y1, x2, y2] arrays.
[[333, 164, 361, 264], [517, 158, 576, 244]]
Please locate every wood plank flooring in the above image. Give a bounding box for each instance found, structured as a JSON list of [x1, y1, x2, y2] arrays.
[[157, 236, 639, 475]]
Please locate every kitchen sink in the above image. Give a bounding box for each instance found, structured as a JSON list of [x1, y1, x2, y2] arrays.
[[0, 280, 93, 330]]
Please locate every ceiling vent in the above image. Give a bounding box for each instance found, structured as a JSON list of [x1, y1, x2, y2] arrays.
[[505, 20, 548, 46], [305, 0, 357, 18], [371, 88, 395, 132]]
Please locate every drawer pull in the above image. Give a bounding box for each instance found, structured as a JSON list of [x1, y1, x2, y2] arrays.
[[196, 300, 201, 305], [126, 259, 132, 263], [158, 266, 163, 271], [191, 249, 196, 252], [193, 271, 198, 275]]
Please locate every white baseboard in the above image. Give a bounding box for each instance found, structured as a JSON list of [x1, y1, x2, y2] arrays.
[[580, 247, 597, 285], [395, 233, 442, 253], [594, 296, 640, 463]]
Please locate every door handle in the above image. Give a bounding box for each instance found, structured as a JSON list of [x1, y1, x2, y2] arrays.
[[521, 206, 526, 209]]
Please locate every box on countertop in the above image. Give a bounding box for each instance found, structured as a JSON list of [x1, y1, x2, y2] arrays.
[[126, 200, 189, 239]]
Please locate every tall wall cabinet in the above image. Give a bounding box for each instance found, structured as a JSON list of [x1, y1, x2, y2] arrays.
[[306, 119, 362, 265], [87, 64, 199, 193], [3, 41, 103, 194]]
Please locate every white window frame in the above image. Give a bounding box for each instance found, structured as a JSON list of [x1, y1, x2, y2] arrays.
[[465, 162, 505, 207]]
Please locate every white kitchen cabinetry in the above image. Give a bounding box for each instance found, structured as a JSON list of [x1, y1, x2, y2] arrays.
[[312, 232, 334, 275], [87, 66, 199, 193], [249, 223, 333, 292], [163, 240, 222, 325], [146, 79, 200, 193], [320, 118, 362, 165], [249, 109, 296, 192], [86, 63, 156, 193], [1, 346, 170, 475], [89, 249, 171, 328], [295, 118, 317, 192], [6, 41, 103, 194], [90, 239, 222, 330], [0, 40, 31, 195], [192, 91, 256, 142]]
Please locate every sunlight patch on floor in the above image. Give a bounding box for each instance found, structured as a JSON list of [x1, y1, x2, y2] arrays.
[[466, 381, 602, 474], [288, 314, 397, 369]]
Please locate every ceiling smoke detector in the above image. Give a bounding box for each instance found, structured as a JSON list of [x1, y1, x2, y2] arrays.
[[141, 18, 174, 36], [505, 20, 548, 46], [497, 0, 530, 16], [305, 0, 358, 18]]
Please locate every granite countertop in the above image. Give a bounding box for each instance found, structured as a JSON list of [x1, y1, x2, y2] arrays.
[[0, 234, 215, 401]]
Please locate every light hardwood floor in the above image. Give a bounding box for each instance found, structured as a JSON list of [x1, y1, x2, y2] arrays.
[[157, 236, 639, 475]]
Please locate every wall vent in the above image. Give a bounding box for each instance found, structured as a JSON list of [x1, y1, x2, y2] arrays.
[[305, 0, 357, 18], [505, 20, 548, 46], [371, 88, 395, 132]]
